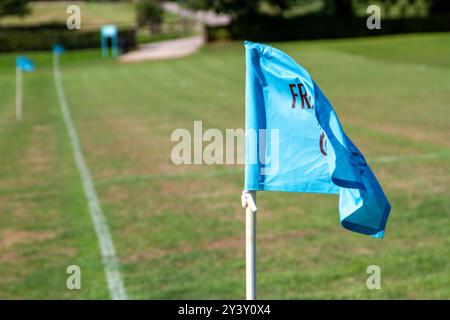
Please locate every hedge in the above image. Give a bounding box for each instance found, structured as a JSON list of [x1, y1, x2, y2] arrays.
[[206, 13, 450, 42], [0, 23, 136, 52]]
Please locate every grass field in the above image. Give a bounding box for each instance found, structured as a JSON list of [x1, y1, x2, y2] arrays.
[[0, 32, 449, 299], [0, 1, 136, 28], [0, 1, 196, 45]]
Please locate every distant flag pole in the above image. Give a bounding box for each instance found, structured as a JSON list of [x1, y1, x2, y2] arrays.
[[15, 56, 34, 121], [242, 191, 257, 300], [52, 45, 65, 76], [53, 44, 65, 56], [15, 63, 22, 121]]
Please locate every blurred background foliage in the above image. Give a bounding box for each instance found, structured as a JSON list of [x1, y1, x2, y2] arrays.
[[178, 0, 449, 18], [0, 1, 449, 50]]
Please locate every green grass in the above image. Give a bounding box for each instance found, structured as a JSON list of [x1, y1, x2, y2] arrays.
[[0, 1, 199, 45], [0, 1, 136, 29], [0, 32, 449, 299]]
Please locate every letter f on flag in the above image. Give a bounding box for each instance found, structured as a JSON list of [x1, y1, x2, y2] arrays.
[[244, 41, 390, 238]]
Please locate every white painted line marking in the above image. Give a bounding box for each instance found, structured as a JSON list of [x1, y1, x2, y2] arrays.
[[52, 53, 127, 300]]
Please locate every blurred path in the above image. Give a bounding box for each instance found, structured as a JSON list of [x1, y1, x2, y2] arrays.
[[162, 2, 231, 27], [119, 35, 205, 63], [119, 2, 230, 63]]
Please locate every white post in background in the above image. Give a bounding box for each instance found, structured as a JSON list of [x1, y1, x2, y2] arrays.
[[53, 51, 58, 71], [15, 67, 22, 121], [242, 190, 257, 300]]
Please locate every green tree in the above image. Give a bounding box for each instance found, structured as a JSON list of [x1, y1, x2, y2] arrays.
[[429, 0, 450, 13], [322, 0, 354, 16], [180, 0, 293, 18], [137, 0, 164, 35], [181, 0, 360, 18], [0, 0, 30, 18]]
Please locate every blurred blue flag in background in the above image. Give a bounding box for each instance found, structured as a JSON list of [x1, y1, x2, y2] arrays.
[[53, 44, 65, 55], [245, 41, 391, 238], [16, 56, 34, 72]]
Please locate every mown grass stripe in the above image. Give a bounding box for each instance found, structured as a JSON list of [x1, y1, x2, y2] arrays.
[[94, 150, 450, 186]]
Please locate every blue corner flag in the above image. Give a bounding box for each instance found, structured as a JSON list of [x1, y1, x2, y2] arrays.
[[244, 41, 390, 238], [53, 44, 65, 55], [16, 56, 34, 72]]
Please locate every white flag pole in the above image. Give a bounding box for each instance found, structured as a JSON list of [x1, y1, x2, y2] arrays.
[[53, 51, 58, 72], [15, 66, 22, 121], [242, 190, 257, 300]]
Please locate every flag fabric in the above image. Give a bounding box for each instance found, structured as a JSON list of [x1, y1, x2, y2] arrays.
[[53, 44, 65, 55], [16, 56, 34, 72], [244, 41, 391, 238]]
